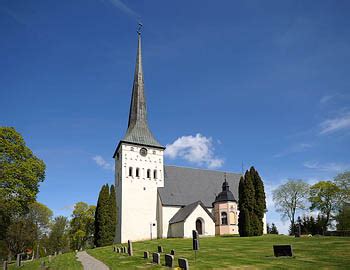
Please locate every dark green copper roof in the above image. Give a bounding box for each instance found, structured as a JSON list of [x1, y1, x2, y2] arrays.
[[115, 33, 164, 155]]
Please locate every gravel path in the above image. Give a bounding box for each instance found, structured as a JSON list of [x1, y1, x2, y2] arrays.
[[76, 251, 109, 270]]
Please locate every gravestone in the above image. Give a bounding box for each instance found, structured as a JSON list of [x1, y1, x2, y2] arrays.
[[157, 246, 163, 253], [273, 245, 293, 257], [171, 249, 175, 256], [165, 254, 174, 268], [49, 255, 52, 262], [128, 240, 133, 256], [3, 261, 8, 270], [58, 251, 62, 255], [192, 230, 199, 251], [16, 254, 21, 267], [178, 258, 189, 270], [143, 251, 149, 259], [113, 246, 116, 252], [123, 246, 127, 253], [152, 253, 160, 264], [116, 248, 120, 253], [54, 251, 57, 257]]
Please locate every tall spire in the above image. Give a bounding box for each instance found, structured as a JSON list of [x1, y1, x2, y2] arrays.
[[120, 30, 164, 149]]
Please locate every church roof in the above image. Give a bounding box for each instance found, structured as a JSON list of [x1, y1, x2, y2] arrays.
[[169, 201, 214, 224], [158, 165, 242, 208], [214, 178, 237, 204], [114, 33, 164, 156]]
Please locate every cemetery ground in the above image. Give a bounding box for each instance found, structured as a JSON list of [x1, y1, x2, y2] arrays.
[[88, 235, 350, 269], [7, 235, 350, 269]]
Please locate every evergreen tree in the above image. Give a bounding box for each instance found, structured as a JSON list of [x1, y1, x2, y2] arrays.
[[94, 184, 110, 247], [250, 167, 266, 236], [108, 185, 117, 244]]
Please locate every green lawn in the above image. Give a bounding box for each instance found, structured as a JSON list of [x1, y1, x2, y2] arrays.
[[8, 252, 82, 270], [87, 235, 350, 269]]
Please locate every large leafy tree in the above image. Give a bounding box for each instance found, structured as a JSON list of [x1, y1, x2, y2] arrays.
[[47, 216, 69, 254], [0, 127, 45, 256], [70, 202, 95, 250], [334, 171, 350, 204], [309, 181, 341, 232], [273, 179, 310, 235], [336, 203, 350, 231]]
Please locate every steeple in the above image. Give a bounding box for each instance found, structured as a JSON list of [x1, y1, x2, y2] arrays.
[[116, 31, 164, 152]]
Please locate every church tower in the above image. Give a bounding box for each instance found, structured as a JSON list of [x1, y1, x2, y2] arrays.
[[113, 32, 165, 243]]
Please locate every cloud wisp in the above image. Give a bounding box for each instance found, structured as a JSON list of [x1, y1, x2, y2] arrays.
[[105, 0, 138, 19], [319, 112, 350, 135], [165, 133, 224, 169], [303, 161, 350, 173], [93, 155, 114, 171], [273, 143, 312, 158]]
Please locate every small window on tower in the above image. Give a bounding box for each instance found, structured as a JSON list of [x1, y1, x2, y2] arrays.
[[153, 170, 157, 179], [147, 169, 151, 179], [129, 167, 133, 177], [136, 168, 140, 177], [221, 212, 228, 225]]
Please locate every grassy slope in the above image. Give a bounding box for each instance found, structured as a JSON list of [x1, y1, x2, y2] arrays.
[[87, 235, 350, 270], [8, 252, 82, 270]]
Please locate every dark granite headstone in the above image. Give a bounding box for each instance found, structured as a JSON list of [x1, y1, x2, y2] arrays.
[[123, 246, 127, 253], [273, 245, 293, 257], [157, 245, 163, 253], [152, 253, 160, 264], [116, 248, 120, 253], [178, 258, 189, 270], [165, 254, 174, 267], [192, 230, 199, 250], [128, 240, 133, 256], [170, 249, 175, 256], [143, 251, 149, 259], [3, 261, 8, 270]]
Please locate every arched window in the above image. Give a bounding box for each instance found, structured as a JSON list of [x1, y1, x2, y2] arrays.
[[153, 170, 157, 179], [221, 212, 228, 225], [136, 168, 140, 177], [147, 169, 151, 179]]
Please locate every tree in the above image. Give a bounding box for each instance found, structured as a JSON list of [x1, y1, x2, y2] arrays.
[[309, 181, 341, 232], [0, 127, 46, 246], [47, 216, 69, 255], [70, 202, 95, 250], [250, 167, 266, 236], [270, 223, 279, 234], [334, 171, 350, 204], [109, 185, 117, 243], [238, 170, 256, 236], [336, 203, 350, 231], [26, 202, 52, 258], [94, 184, 113, 246], [272, 179, 310, 235]]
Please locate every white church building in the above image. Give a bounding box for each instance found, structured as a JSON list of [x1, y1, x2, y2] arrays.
[[114, 33, 267, 243]]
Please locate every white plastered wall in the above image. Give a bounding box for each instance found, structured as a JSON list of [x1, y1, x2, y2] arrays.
[[182, 205, 215, 238], [115, 143, 164, 243]]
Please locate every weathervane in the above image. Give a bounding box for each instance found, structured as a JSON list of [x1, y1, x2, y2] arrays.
[[137, 22, 143, 35]]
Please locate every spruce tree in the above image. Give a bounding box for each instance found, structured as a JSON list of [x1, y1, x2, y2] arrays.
[[238, 176, 247, 236], [94, 184, 110, 247], [250, 167, 266, 236], [108, 185, 117, 244]]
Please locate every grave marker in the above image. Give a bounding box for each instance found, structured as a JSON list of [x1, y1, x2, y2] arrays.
[[178, 258, 189, 270], [128, 240, 133, 256], [170, 249, 175, 256], [143, 251, 149, 259], [165, 254, 174, 268], [273, 245, 293, 257], [152, 253, 160, 264], [16, 254, 21, 267], [158, 245, 163, 253], [3, 261, 8, 270]]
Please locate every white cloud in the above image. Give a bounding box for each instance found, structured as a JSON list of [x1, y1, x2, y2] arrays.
[[165, 133, 224, 169], [273, 143, 312, 158], [303, 161, 350, 173], [93, 155, 114, 171], [106, 0, 138, 19], [319, 112, 350, 134]]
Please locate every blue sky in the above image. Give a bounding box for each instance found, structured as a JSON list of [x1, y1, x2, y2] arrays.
[[1, 0, 350, 233]]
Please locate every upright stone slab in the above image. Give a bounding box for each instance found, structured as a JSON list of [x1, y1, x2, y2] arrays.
[[171, 249, 175, 255], [165, 254, 174, 268], [16, 254, 21, 267], [113, 246, 116, 252], [58, 251, 62, 255], [49, 255, 52, 262], [3, 261, 8, 270], [116, 247, 120, 253], [152, 253, 160, 264], [143, 251, 149, 259], [273, 245, 293, 257], [157, 246, 163, 253], [54, 251, 57, 257], [123, 246, 127, 253], [178, 258, 189, 270], [128, 240, 133, 256]]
